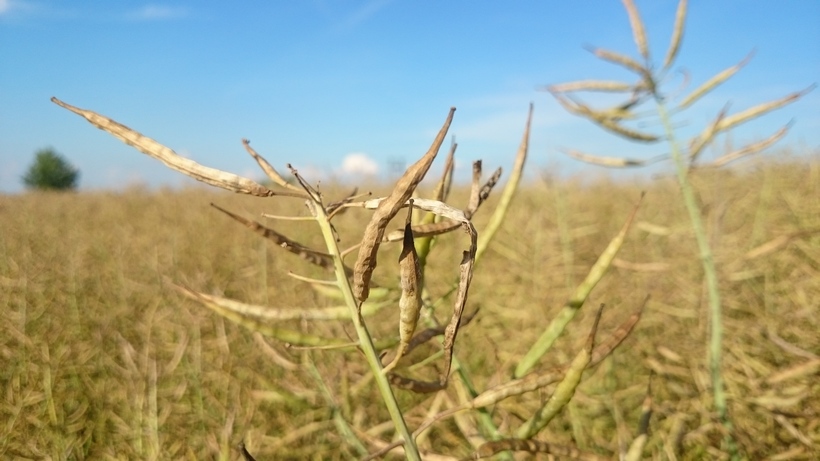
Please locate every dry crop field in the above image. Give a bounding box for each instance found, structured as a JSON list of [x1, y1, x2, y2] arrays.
[[1, 157, 818, 460]]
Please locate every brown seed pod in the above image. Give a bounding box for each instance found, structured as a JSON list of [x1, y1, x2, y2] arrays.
[[50, 97, 305, 198], [383, 200, 423, 374], [352, 108, 455, 303]]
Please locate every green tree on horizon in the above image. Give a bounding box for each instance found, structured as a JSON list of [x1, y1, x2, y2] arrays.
[[22, 148, 80, 191]]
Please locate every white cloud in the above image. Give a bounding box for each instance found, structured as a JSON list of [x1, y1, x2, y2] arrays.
[[340, 153, 378, 176], [0, 0, 10, 14], [127, 4, 188, 21]]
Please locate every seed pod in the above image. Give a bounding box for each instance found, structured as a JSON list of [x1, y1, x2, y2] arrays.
[[678, 52, 753, 110], [622, 0, 649, 61], [663, 0, 688, 70], [547, 80, 635, 93], [383, 200, 423, 374], [561, 148, 666, 168], [50, 97, 291, 198], [353, 109, 455, 303]]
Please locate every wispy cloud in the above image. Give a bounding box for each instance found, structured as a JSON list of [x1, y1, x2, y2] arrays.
[[127, 4, 189, 21], [450, 105, 565, 144], [335, 0, 394, 32], [0, 0, 32, 16]]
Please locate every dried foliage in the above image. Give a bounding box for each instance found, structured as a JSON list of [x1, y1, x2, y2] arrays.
[[2, 159, 818, 459]]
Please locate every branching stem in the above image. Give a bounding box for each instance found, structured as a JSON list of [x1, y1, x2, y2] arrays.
[[654, 98, 735, 453], [312, 200, 422, 461]]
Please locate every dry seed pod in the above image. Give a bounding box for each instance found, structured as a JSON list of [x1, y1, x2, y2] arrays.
[[663, 0, 688, 70], [561, 148, 666, 168], [176, 285, 391, 321], [547, 80, 635, 93], [622, 0, 649, 61], [50, 97, 290, 198], [170, 282, 349, 347], [431, 139, 457, 203], [381, 309, 480, 370], [550, 91, 595, 117], [678, 52, 754, 110], [387, 374, 445, 394], [716, 86, 813, 132], [381, 167, 502, 243], [383, 200, 423, 374], [210, 203, 340, 273], [353, 108, 455, 303], [585, 46, 647, 76], [688, 104, 728, 163], [596, 115, 659, 143], [358, 197, 477, 385], [242, 139, 304, 193], [705, 124, 790, 168], [743, 228, 820, 261], [550, 92, 658, 142]]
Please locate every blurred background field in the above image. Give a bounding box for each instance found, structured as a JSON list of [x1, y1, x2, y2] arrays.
[[1, 156, 818, 460]]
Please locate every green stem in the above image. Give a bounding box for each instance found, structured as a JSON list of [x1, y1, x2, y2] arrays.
[[655, 100, 733, 442], [312, 201, 421, 461], [452, 358, 514, 460]]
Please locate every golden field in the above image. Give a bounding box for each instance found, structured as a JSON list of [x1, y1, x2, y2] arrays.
[[1, 157, 818, 460]]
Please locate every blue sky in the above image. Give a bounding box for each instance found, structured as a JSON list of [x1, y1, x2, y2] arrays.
[[1, 1, 818, 193]]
